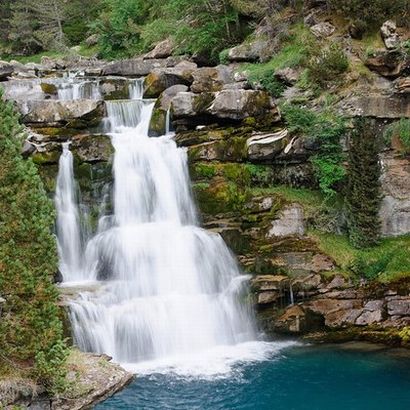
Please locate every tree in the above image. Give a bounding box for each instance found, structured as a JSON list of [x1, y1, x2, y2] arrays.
[[0, 89, 68, 391], [345, 118, 382, 248]]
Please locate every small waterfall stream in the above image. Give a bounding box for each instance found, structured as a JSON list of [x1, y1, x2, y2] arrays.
[[56, 78, 274, 376]]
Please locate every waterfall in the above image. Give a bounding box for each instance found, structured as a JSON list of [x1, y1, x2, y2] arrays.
[[57, 79, 101, 100], [165, 108, 172, 135], [55, 143, 84, 281], [57, 79, 267, 376], [128, 78, 144, 100]]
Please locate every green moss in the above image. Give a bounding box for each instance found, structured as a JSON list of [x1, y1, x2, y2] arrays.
[[32, 150, 61, 165]]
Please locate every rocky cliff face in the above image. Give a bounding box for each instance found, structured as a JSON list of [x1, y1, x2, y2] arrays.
[[1, 5, 409, 350]]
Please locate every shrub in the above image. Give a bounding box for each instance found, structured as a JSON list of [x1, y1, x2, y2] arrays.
[[349, 251, 393, 280], [281, 104, 346, 199], [384, 118, 410, 155], [0, 90, 68, 391], [307, 43, 349, 88], [345, 118, 382, 248]]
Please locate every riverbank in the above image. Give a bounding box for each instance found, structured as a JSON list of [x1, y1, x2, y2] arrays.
[[0, 350, 133, 409]]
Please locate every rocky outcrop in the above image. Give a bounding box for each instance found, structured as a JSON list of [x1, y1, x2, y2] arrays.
[[144, 39, 175, 59], [191, 66, 233, 93], [365, 50, 409, 78], [247, 129, 289, 161], [380, 20, 401, 50], [268, 204, 305, 237], [20, 100, 105, 128], [380, 154, 410, 236], [0, 351, 133, 410], [227, 39, 274, 63]]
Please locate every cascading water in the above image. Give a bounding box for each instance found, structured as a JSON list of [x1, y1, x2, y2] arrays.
[[55, 142, 84, 282], [57, 78, 277, 376], [57, 79, 101, 100]]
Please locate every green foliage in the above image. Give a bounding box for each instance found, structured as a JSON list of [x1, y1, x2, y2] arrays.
[[312, 231, 410, 282], [328, 0, 410, 28], [384, 118, 410, 155], [281, 104, 346, 198], [307, 43, 349, 89], [399, 327, 410, 343], [94, 0, 149, 58], [0, 90, 68, 391], [345, 118, 382, 248]]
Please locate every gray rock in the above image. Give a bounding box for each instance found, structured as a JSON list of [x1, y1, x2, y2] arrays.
[[247, 129, 288, 161], [380, 154, 410, 236], [387, 298, 410, 316], [144, 38, 174, 59], [310, 22, 335, 38], [191, 65, 233, 93], [208, 89, 279, 121], [381, 20, 400, 50], [275, 67, 300, 86], [227, 39, 274, 63], [102, 58, 169, 76], [21, 100, 104, 126], [268, 204, 305, 237], [171, 92, 214, 118], [0, 60, 14, 80], [71, 134, 114, 163]]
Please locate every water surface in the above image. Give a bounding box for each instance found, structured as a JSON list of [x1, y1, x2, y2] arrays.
[[97, 343, 410, 410]]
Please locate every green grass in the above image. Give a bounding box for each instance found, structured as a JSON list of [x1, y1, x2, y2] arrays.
[[311, 231, 410, 282], [2, 44, 98, 64]]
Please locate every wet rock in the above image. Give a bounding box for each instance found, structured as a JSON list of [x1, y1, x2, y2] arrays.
[[268, 204, 305, 238], [365, 50, 408, 77], [40, 82, 58, 95], [20, 100, 105, 128], [252, 275, 290, 305], [191, 66, 233, 93], [310, 22, 335, 38], [247, 129, 288, 161], [71, 134, 114, 163], [100, 78, 129, 100], [381, 20, 400, 50], [171, 91, 214, 118], [0, 60, 14, 80], [208, 89, 279, 121], [144, 39, 174, 59]]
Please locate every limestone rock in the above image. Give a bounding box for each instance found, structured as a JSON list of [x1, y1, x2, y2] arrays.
[[247, 129, 288, 161], [380, 154, 410, 236], [380, 20, 400, 50], [310, 22, 335, 38], [191, 66, 233, 93], [396, 77, 410, 94], [0, 60, 14, 80], [208, 89, 279, 121], [171, 92, 213, 118], [144, 39, 174, 59], [21, 100, 104, 127], [387, 297, 410, 316], [355, 300, 385, 326], [102, 58, 173, 76], [144, 62, 196, 97], [268, 204, 305, 237], [227, 39, 274, 63]]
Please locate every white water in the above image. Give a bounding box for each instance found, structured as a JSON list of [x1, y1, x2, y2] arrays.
[[57, 79, 101, 100], [55, 143, 84, 281], [56, 80, 278, 377]]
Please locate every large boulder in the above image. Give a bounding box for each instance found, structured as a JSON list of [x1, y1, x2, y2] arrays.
[[380, 20, 400, 50], [208, 89, 280, 121], [20, 100, 105, 128], [191, 66, 234, 93], [143, 61, 196, 97], [71, 134, 114, 163], [171, 91, 214, 118], [144, 39, 175, 59], [0, 61, 14, 81], [100, 78, 130, 100]]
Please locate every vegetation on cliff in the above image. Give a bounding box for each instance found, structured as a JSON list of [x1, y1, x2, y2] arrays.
[[0, 91, 68, 392]]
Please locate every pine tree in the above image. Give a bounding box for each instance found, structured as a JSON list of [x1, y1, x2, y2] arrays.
[[345, 118, 382, 248], [0, 89, 68, 390]]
